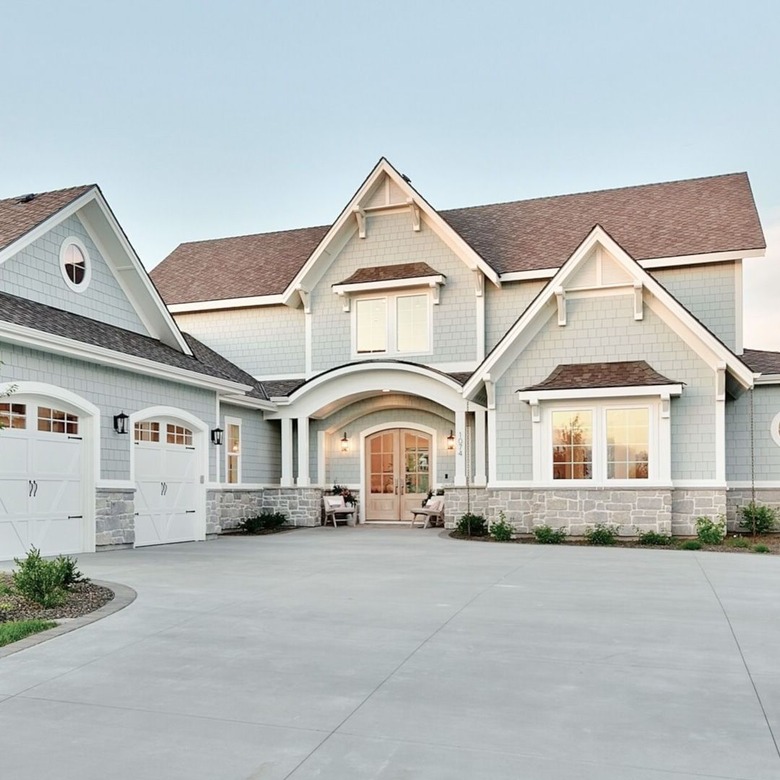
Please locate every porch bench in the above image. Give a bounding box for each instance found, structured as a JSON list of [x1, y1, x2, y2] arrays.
[[323, 495, 356, 527], [410, 497, 445, 529]]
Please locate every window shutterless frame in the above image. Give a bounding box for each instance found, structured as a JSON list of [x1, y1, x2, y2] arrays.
[[351, 290, 432, 358], [224, 416, 242, 484]]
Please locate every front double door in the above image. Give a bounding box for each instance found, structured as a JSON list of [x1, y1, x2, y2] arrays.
[[365, 429, 431, 521]]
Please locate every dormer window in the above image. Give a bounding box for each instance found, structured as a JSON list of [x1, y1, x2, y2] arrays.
[[59, 237, 91, 292]]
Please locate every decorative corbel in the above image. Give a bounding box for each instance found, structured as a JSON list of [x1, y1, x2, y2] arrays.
[[716, 364, 726, 401], [555, 287, 566, 326], [484, 373, 496, 410], [661, 393, 671, 419], [407, 198, 421, 232], [633, 281, 644, 321], [430, 281, 441, 305], [353, 206, 366, 239], [297, 287, 311, 314], [337, 291, 350, 312], [529, 398, 541, 423], [474, 270, 484, 298]]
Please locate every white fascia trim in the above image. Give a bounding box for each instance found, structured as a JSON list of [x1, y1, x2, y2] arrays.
[[282, 158, 499, 306], [494, 250, 765, 283], [0, 321, 252, 394], [500, 269, 558, 282], [96, 479, 136, 490], [168, 295, 285, 313], [464, 226, 755, 398], [638, 248, 765, 269], [754, 374, 780, 385], [517, 384, 683, 402], [332, 275, 445, 295], [219, 393, 276, 411]]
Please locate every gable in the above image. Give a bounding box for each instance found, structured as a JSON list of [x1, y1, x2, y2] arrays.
[[0, 213, 150, 336], [464, 226, 755, 400], [0, 185, 191, 354]]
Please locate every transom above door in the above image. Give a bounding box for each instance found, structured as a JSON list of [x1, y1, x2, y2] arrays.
[[365, 428, 431, 521]]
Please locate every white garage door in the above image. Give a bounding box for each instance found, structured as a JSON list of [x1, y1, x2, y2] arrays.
[[0, 401, 84, 560], [134, 420, 201, 547]]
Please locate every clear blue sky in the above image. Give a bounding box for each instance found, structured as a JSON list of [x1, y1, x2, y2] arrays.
[[2, 0, 779, 346]]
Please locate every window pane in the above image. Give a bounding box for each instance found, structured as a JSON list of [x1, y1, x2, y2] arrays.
[[356, 298, 387, 353], [606, 408, 649, 480], [551, 411, 592, 480], [0, 402, 26, 430], [396, 295, 429, 353], [226, 423, 240, 484], [37, 406, 79, 435]]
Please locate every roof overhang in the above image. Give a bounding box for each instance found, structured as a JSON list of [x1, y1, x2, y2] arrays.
[[517, 384, 684, 402], [169, 295, 285, 314], [0, 320, 251, 395]]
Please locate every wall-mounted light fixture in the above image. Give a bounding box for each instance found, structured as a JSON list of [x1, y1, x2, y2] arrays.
[[113, 411, 129, 435], [446, 429, 455, 451], [340, 432, 350, 453], [211, 427, 224, 446]]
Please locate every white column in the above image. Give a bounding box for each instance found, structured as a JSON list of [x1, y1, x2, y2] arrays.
[[297, 416, 310, 486], [281, 418, 294, 487], [454, 409, 467, 486], [473, 409, 487, 486]]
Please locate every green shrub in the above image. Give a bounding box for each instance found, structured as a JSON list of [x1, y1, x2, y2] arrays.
[[695, 516, 726, 545], [637, 530, 672, 546], [12, 547, 68, 608], [754, 543, 770, 554], [240, 512, 287, 534], [53, 555, 87, 587], [679, 540, 702, 550], [739, 503, 777, 535], [584, 523, 619, 546], [489, 512, 513, 542], [726, 537, 750, 549], [532, 525, 567, 544], [456, 513, 487, 537]]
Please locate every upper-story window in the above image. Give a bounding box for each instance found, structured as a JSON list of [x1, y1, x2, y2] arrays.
[[354, 292, 431, 356], [59, 237, 91, 292]]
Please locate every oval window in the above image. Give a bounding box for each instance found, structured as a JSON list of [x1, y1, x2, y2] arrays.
[[59, 238, 91, 291]]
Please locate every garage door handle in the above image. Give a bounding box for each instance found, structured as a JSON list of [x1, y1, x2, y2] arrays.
[[68, 515, 83, 520], [160, 482, 167, 495], [28, 480, 33, 497], [185, 510, 196, 514], [32, 480, 38, 497], [68, 435, 82, 440]]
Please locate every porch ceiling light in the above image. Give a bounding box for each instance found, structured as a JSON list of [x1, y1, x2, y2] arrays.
[[211, 427, 224, 446], [446, 430, 455, 450], [340, 432, 350, 453], [113, 411, 129, 435]]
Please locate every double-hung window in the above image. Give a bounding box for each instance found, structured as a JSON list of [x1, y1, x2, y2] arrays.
[[354, 292, 431, 356], [225, 417, 242, 484]]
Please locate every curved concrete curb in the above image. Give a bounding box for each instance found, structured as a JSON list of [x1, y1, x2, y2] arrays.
[[0, 580, 137, 659]]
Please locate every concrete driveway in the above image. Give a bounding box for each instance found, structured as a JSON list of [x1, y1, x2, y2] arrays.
[[1, 527, 779, 779]]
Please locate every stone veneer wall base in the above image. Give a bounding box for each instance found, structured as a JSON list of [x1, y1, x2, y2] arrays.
[[95, 488, 136, 549], [727, 489, 780, 532]]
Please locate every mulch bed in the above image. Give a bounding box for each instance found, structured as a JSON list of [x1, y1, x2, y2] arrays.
[[0, 573, 114, 623], [449, 531, 780, 554]]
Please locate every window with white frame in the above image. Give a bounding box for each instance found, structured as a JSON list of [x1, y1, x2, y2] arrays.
[[548, 403, 655, 483], [225, 417, 241, 484], [59, 237, 91, 292], [354, 292, 430, 356]]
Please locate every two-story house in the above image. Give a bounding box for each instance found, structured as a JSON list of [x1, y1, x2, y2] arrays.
[[1, 158, 778, 560]]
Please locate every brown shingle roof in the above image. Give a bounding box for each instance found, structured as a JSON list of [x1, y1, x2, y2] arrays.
[[151, 225, 329, 304], [152, 172, 765, 304], [335, 262, 443, 286], [0, 185, 94, 253], [742, 349, 780, 375], [0, 290, 264, 395], [521, 361, 679, 392], [441, 173, 765, 274]]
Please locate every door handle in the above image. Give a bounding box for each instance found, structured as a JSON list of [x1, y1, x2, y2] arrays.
[[28, 480, 33, 497], [33, 480, 38, 497]]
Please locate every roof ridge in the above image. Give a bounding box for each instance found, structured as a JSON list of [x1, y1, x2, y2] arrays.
[[439, 172, 749, 216], [175, 223, 331, 249], [0, 183, 95, 205]]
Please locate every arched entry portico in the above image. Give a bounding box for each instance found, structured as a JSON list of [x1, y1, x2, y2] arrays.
[[265, 363, 488, 523]]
